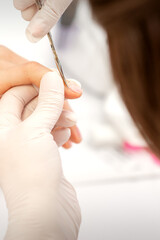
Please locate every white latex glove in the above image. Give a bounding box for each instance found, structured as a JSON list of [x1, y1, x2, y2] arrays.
[[22, 95, 78, 147], [13, 0, 73, 42], [0, 72, 81, 240]]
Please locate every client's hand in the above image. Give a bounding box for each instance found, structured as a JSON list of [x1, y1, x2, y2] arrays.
[[0, 72, 81, 240], [0, 45, 82, 148]]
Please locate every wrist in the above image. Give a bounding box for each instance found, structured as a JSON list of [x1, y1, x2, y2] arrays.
[[4, 190, 58, 240]]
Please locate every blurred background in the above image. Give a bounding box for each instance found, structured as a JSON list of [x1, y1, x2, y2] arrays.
[[1, 0, 160, 239]]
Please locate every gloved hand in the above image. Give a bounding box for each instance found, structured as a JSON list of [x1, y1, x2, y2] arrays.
[[0, 45, 82, 148], [13, 0, 73, 42], [22, 96, 79, 147], [0, 71, 81, 240]]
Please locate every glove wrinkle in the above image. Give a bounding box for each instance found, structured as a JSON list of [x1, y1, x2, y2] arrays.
[[0, 71, 81, 239]]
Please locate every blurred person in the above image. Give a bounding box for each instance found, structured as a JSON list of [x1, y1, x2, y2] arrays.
[[89, 0, 160, 158], [60, 0, 79, 27], [14, 0, 160, 157], [57, 0, 79, 48]]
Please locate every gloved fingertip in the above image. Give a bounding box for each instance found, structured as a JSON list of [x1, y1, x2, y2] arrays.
[[65, 111, 77, 124], [26, 29, 41, 43], [65, 128, 71, 139], [54, 128, 71, 147], [40, 71, 64, 93]]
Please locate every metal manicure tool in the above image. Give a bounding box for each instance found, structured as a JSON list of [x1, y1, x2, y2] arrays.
[[35, 0, 69, 87]]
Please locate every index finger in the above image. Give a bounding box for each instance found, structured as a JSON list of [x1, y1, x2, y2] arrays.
[[0, 62, 82, 99], [0, 46, 82, 99], [0, 45, 27, 65]]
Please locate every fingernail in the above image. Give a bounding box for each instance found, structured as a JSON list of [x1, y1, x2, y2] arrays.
[[26, 29, 41, 43], [67, 79, 82, 94]]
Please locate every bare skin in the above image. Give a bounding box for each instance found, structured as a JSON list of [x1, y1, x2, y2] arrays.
[[0, 45, 82, 148]]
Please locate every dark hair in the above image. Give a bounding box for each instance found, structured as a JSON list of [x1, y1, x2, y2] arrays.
[[89, 0, 160, 157]]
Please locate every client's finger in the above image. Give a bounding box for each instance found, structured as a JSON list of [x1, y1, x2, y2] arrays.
[[64, 79, 82, 99], [70, 125, 82, 143], [62, 126, 82, 149], [0, 60, 14, 70], [0, 62, 50, 95], [63, 100, 82, 145], [0, 45, 27, 65], [63, 141, 72, 149], [0, 46, 82, 98], [0, 63, 82, 99]]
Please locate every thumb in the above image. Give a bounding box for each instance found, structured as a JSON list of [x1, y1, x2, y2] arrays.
[[26, 0, 73, 42], [27, 71, 64, 131]]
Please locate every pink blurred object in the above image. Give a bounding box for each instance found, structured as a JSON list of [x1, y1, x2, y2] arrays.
[[123, 142, 160, 166]]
